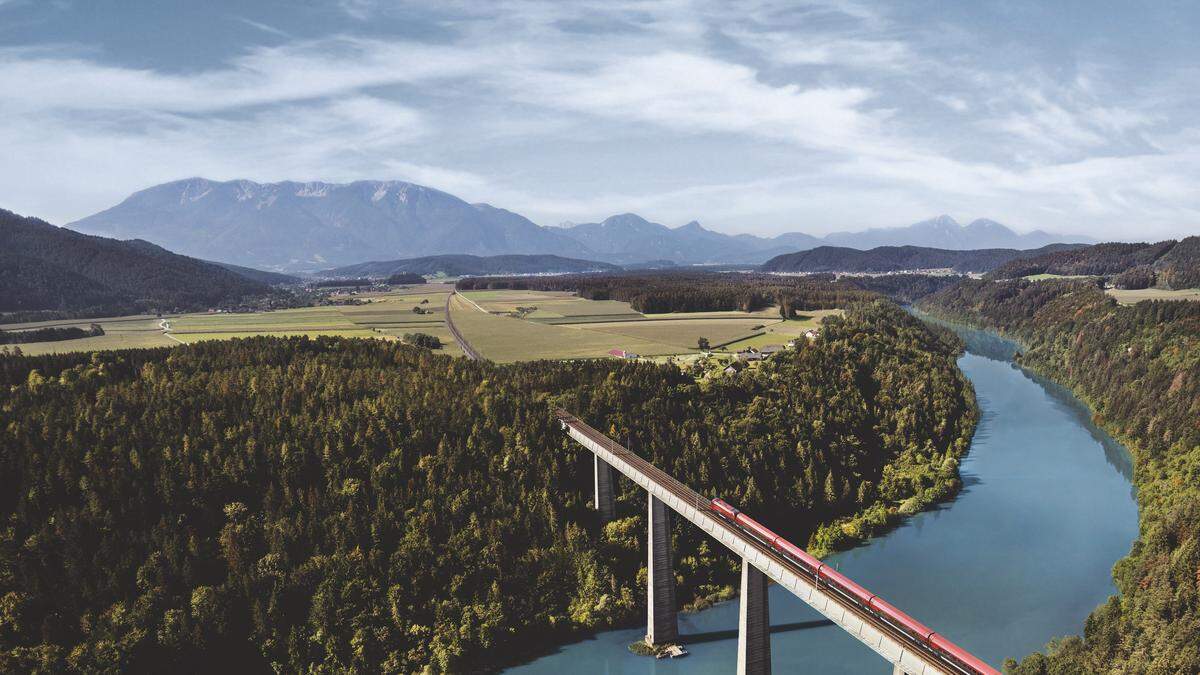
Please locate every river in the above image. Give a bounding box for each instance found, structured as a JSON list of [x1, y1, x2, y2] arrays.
[[507, 323, 1138, 673]]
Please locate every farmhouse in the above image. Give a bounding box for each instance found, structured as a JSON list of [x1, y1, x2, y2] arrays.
[[607, 348, 639, 359]]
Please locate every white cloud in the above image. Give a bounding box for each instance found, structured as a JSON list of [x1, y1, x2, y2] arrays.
[[232, 16, 292, 39], [502, 51, 879, 153], [0, 0, 1196, 240]]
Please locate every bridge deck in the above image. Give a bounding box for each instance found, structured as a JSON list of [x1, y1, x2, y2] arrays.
[[555, 409, 966, 675]]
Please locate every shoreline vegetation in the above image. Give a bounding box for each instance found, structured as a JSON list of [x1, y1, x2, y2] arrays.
[[0, 298, 978, 672], [918, 279, 1199, 674]]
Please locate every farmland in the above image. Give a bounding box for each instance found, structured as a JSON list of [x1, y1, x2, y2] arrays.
[[1106, 287, 1200, 305], [451, 289, 842, 361], [1022, 273, 1097, 282], [0, 283, 463, 357], [0, 314, 175, 355], [0, 285, 842, 361]]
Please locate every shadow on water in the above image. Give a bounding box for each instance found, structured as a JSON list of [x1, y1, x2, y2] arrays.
[[910, 306, 1135, 485], [1018, 366, 1135, 484], [681, 619, 834, 645]]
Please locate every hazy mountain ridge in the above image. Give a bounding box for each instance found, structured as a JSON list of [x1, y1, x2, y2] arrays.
[[69, 178, 587, 271], [760, 243, 1087, 274], [70, 178, 1094, 270], [323, 254, 620, 278], [823, 215, 1087, 250], [0, 208, 273, 314]]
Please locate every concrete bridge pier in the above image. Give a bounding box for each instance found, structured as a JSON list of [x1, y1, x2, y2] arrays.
[[645, 494, 678, 645], [737, 559, 772, 675], [593, 455, 616, 522]]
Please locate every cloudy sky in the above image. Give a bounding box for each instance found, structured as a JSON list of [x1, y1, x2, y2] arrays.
[[1, 0, 1197, 239]]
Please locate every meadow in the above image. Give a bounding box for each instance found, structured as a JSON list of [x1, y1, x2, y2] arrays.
[[1, 285, 839, 362], [451, 290, 843, 361], [1, 283, 463, 357], [1106, 287, 1200, 305]]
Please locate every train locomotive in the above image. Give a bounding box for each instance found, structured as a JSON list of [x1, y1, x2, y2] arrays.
[[708, 498, 998, 675]]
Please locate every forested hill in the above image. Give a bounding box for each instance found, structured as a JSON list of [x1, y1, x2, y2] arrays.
[[985, 236, 1200, 289], [0, 209, 274, 316], [208, 261, 301, 286], [322, 253, 620, 278], [759, 243, 1083, 274], [0, 301, 976, 672], [918, 279, 1200, 674], [458, 271, 961, 313]]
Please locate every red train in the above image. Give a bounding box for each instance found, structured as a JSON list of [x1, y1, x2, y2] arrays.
[[709, 498, 998, 675]]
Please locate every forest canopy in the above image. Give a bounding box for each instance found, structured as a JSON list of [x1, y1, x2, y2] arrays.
[[0, 300, 975, 672], [920, 279, 1200, 674], [455, 271, 955, 314], [0, 209, 281, 318]]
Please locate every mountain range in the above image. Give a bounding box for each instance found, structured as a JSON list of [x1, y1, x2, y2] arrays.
[[69, 178, 1095, 271]]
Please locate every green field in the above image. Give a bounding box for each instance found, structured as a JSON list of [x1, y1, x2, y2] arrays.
[[461, 290, 642, 319], [449, 290, 843, 361], [1, 286, 839, 361], [721, 310, 841, 350], [1023, 273, 1097, 282], [448, 294, 680, 361], [579, 318, 769, 349], [0, 315, 175, 355], [1, 286, 462, 356], [1106, 287, 1200, 305]]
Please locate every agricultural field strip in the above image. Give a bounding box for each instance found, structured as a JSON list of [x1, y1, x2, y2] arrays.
[[537, 314, 780, 325], [0, 314, 169, 331], [573, 319, 771, 350], [447, 294, 682, 361], [1106, 287, 1200, 305]]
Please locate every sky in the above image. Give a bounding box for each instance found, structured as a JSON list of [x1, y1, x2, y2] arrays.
[[1, 0, 1197, 240]]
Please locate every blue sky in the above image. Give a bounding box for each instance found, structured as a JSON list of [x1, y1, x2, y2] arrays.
[[1, 0, 1197, 239]]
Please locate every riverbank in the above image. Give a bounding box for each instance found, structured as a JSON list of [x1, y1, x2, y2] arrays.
[[506, 319, 1138, 673], [918, 279, 1199, 673]]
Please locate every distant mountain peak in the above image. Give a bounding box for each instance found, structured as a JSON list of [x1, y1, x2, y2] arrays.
[[601, 213, 653, 226], [70, 178, 1096, 270], [927, 214, 960, 227], [70, 177, 589, 271]]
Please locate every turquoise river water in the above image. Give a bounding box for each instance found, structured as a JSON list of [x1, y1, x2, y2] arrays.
[[506, 323, 1138, 673]]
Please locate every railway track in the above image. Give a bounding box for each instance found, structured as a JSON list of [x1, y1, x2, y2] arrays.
[[554, 409, 990, 675], [445, 292, 484, 361]]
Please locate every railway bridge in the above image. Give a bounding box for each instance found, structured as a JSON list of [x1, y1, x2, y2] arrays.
[[556, 410, 998, 675]]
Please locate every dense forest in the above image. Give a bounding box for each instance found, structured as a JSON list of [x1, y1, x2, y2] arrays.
[[457, 271, 962, 315], [986, 236, 1200, 289], [0, 324, 103, 345], [208, 262, 301, 286], [385, 272, 426, 285], [919, 279, 1200, 674], [844, 274, 962, 304], [311, 278, 375, 289], [0, 300, 976, 672], [0, 209, 281, 317], [759, 243, 1083, 274]]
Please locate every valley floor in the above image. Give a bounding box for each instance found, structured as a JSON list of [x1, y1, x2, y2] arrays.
[[2, 285, 842, 362]]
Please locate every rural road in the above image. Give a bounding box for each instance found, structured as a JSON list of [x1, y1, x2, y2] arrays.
[[159, 318, 186, 345], [445, 292, 483, 361]]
